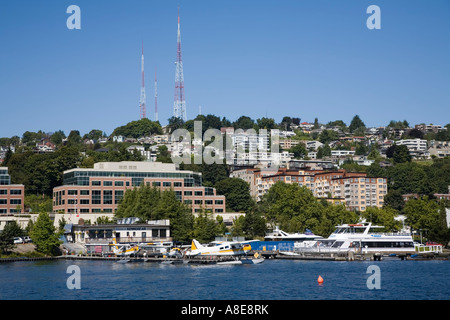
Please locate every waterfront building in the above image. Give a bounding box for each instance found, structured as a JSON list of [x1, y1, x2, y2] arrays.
[[0, 167, 25, 214], [52, 161, 226, 215]]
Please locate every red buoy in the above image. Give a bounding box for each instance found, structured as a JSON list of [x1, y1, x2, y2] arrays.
[[317, 275, 324, 284]]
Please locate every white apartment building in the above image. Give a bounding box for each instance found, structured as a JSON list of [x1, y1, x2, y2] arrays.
[[396, 139, 427, 151]]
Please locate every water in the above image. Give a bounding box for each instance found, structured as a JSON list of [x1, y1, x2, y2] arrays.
[[0, 259, 448, 300]]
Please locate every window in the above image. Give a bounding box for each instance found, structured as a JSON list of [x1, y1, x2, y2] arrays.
[[174, 182, 182, 187], [92, 190, 101, 204], [195, 191, 203, 196], [115, 181, 124, 187], [0, 190, 7, 195], [80, 190, 89, 195], [104, 181, 112, 186], [103, 190, 113, 205], [194, 200, 203, 205], [92, 181, 101, 186], [184, 191, 192, 196], [80, 199, 89, 205], [163, 182, 171, 187], [10, 189, 22, 195], [115, 190, 124, 204], [10, 199, 22, 205], [215, 200, 224, 205]]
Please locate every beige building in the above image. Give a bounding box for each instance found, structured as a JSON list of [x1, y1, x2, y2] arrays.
[[0, 167, 25, 214], [233, 167, 387, 211], [53, 161, 226, 215]]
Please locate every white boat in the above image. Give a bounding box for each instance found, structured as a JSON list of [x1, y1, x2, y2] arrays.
[[294, 222, 415, 255], [264, 227, 323, 242], [217, 257, 264, 265]]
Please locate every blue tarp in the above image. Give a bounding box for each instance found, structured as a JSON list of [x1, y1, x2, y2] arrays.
[[250, 241, 296, 251]]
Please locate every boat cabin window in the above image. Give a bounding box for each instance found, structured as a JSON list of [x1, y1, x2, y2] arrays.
[[333, 228, 346, 234], [331, 241, 344, 248]]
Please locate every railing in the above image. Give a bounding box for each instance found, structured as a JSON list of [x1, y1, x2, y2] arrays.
[[85, 237, 172, 244], [415, 244, 443, 254]]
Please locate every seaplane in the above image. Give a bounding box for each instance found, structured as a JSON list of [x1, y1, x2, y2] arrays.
[[111, 238, 140, 257], [185, 239, 258, 257]]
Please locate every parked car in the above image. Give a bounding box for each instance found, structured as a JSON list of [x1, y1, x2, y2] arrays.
[[13, 237, 24, 244], [23, 236, 32, 243]]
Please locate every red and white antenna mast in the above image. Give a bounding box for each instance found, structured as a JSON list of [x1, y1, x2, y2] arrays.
[[173, 6, 187, 121]]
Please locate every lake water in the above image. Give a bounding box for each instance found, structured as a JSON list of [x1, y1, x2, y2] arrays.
[[0, 258, 448, 301]]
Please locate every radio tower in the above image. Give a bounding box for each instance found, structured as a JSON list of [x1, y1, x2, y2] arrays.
[[154, 68, 158, 122], [173, 7, 187, 121], [139, 42, 146, 119]]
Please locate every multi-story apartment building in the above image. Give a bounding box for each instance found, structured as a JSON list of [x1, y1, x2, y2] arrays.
[[0, 167, 25, 214], [232, 167, 387, 211], [396, 138, 427, 151], [396, 138, 429, 159], [52, 161, 225, 215]]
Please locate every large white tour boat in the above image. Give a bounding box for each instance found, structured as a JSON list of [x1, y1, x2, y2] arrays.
[[294, 222, 415, 255]]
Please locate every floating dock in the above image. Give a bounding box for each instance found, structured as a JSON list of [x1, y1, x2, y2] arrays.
[[255, 249, 450, 261]]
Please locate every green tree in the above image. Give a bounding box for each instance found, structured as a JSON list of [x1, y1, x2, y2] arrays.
[[67, 130, 82, 146], [361, 207, 402, 232], [428, 200, 450, 245], [50, 130, 66, 146], [318, 130, 338, 145], [0, 221, 24, 254], [156, 145, 172, 163], [349, 115, 365, 133], [392, 145, 412, 164], [193, 211, 218, 243], [215, 178, 255, 212], [242, 211, 266, 239], [289, 143, 307, 159], [233, 116, 255, 130], [384, 189, 405, 212], [112, 118, 163, 138], [30, 212, 62, 256], [256, 117, 276, 131], [403, 197, 439, 232]]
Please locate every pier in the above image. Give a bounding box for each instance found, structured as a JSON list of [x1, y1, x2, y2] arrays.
[[1, 249, 448, 264], [255, 249, 450, 261]]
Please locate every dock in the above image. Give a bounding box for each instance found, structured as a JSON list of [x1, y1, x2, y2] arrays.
[[255, 249, 450, 261], [0, 254, 258, 265], [1, 250, 448, 264]]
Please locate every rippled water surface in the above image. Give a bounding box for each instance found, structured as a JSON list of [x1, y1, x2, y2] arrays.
[[0, 259, 448, 300]]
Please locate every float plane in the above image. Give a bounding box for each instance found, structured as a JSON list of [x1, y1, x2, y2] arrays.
[[111, 238, 140, 257], [185, 239, 258, 257]]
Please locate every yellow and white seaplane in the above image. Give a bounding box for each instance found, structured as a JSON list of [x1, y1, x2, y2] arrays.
[[185, 239, 255, 257], [111, 238, 140, 257]]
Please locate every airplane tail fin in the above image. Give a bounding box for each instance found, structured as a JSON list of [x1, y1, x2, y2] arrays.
[[191, 239, 203, 250]]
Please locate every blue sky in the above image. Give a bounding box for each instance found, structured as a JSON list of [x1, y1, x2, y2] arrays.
[[0, 0, 449, 138]]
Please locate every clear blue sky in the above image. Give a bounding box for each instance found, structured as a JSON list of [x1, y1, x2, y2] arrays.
[[0, 0, 449, 138]]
